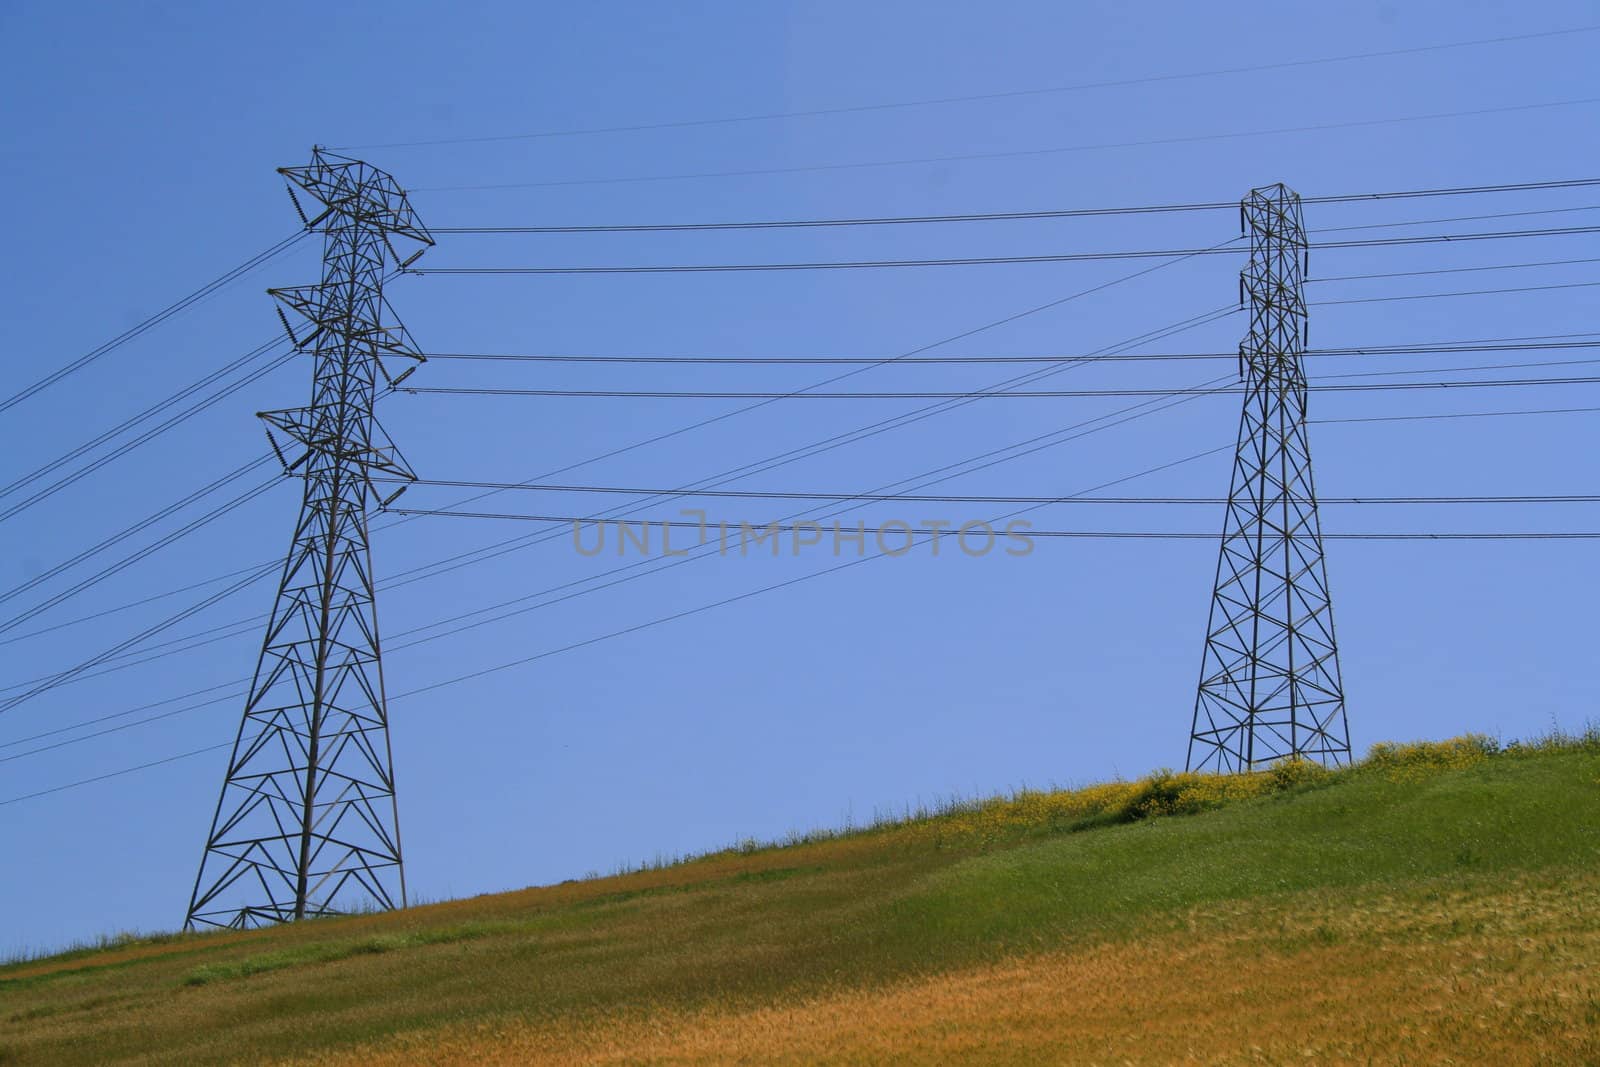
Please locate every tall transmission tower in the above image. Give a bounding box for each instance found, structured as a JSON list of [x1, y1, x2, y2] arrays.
[[186, 149, 432, 929], [1188, 183, 1351, 773]]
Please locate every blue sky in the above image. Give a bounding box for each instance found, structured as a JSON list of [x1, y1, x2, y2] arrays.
[[1, 0, 1596, 954]]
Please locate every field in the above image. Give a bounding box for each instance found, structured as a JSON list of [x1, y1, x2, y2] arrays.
[[2, 734, 1597, 1064]]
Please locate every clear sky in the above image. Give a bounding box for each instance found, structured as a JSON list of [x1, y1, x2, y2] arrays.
[[1, 0, 1596, 955]]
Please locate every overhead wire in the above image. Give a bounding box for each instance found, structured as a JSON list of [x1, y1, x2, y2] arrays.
[[1311, 405, 1600, 425], [392, 482, 1600, 506], [15, 227, 1600, 703], [417, 331, 1600, 366], [1, 336, 287, 504], [406, 225, 1600, 274], [15, 199, 1600, 751], [59, 279, 1593, 692], [2, 293, 1243, 733], [16, 392, 1592, 802], [13, 383, 1596, 773], [401, 375, 1600, 401], [65, 313, 1574, 700], [343, 26, 1599, 149], [386, 511, 1600, 539], [432, 180, 1600, 234], [0, 342, 295, 524], [15, 134, 1600, 801], [409, 97, 1600, 191], [0, 248, 1237, 717], [0, 473, 284, 642], [0, 405, 1252, 763], [0, 455, 277, 608], [0, 234, 304, 416], [0, 559, 280, 717]]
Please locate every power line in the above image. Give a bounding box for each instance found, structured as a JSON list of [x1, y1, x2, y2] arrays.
[[0, 234, 304, 416], [419, 334, 1600, 367], [1308, 203, 1600, 234], [6, 308, 1242, 655], [10, 480, 1594, 733], [1312, 279, 1600, 306], [0, 738, 240, 807], [0, 344, 295, 525], [53, 251, 1587, 739], [433, 180, 1600, 234], [437, 201, 1238, 234], [3, 357, 1241, 700], [15, 292, 1587, 710], [14, 411, 1593, 786], [6, 304, 1241, 723], [0, 560, 278, 649], [8, 393, 1594, 737], [1311, 405, 1600, 425], [1306, 257, 1600, 284], [386, 510, 1600, 540], [0, 251, 1232, 716], [18, 372, 1593, 762], [0, 378, 1239, 764], [0, 680, 244, 750], [0, 474, 282, 641], [410, 97, 1600, 191], [13, 481, 1593, 808], [407, 225, 1600, 274], [0, 560, 277, 718], [401, 376, 1600, 401], [0, 455, 276, 608], [396, 482, 1600, 506], [346, 27, 1599, 150], [0, 336, 286, 504]]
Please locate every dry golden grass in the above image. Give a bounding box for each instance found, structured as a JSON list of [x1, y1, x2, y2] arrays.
[[301, 873, 1600, 1066], [5, 737, 1595, 1065]]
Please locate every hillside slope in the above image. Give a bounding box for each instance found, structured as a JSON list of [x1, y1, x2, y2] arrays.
[[2, 736, 1597, 1065]]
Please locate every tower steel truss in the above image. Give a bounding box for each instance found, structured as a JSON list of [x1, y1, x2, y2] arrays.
[[186, 149, 432, 929], [1188, 183, 1350, 773]]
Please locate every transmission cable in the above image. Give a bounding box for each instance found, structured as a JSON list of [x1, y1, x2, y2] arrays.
[[0, 343, 295, 525], [0, 233, 304, 415], [0, 473, 282, 642], [387, 511, 1600, 539], [345, 27, 1598, 149], [0, 455, 276, 608], [394, 481, 1600, 506], [1309, 203, 1600, 234], [410, 97, 1600, 191], [408, 225, 1600, 274], [0, 552, 281, 717], [1306, 257, 1600, 284], [1311, 405, 1600, 425], [15, 382, 1595, 762], [0, 365, 1237, 745], [0, 250, 1233, 715], [3, 295, 1240, 721], [401, 374, 1600, 401], [0, 336, 286, 503], [432, 179, 1600, 233], [418, 330, 1600, 366], [21, 386, 1595, 799]]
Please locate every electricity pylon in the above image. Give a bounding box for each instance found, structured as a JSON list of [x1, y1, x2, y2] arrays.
[[1188, 183, 1350, 773], [186, 149, 431, 929]]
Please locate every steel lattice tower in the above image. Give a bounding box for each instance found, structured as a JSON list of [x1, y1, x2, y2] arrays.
[[186, 149, 432, 930], [1187, 183, 1350, 773]]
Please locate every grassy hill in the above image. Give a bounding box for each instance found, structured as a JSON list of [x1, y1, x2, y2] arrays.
[[3, 733, 1598, 1065]]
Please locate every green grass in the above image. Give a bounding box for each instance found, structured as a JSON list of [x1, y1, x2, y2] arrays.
[[0, 732, 1596, 1065]]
